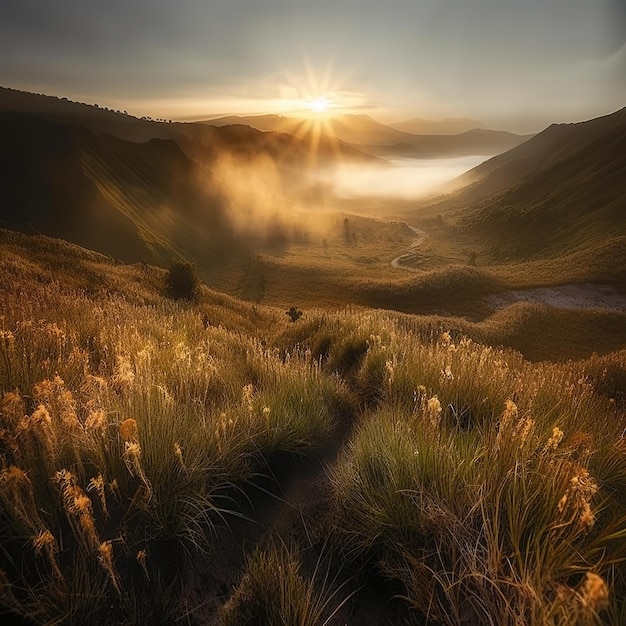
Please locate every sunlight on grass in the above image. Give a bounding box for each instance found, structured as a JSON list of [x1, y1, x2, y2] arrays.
[[1, 235, 626, 624]]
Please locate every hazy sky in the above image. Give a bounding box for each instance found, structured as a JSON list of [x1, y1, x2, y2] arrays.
[[1, 0, 624, 131]]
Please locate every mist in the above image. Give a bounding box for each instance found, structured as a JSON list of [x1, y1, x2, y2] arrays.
[[314, 155, 489, 200], [199, 152, 335, 251], [186, 149, 490, 260]]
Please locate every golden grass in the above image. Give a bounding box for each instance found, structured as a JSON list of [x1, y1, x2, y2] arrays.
[[1, 230, 626, 624]]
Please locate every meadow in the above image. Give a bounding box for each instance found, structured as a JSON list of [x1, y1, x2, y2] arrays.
[[1, 228, 626, 624]]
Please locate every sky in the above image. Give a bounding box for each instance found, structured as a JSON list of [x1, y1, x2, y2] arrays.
[[1, 0, 624, 132]]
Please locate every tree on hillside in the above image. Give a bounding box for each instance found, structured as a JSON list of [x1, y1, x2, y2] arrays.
[[166, 261, 199, 302]]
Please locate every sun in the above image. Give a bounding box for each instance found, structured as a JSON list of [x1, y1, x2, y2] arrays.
[[310, 96, 329, 113]]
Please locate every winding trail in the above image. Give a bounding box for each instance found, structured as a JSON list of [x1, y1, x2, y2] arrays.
[[389, 224, 626, 313], [390, 223, 428, 271]]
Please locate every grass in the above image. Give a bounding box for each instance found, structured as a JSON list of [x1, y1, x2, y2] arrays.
[[2, 230, 626, 624]]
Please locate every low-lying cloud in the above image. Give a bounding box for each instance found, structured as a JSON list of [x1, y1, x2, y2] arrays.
[[315, 155, 488, 199]]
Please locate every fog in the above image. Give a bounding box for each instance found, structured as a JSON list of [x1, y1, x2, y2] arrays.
[[189, 151, 487, 255], [314, 155, 489, 199], [201, 152, 334, 249]]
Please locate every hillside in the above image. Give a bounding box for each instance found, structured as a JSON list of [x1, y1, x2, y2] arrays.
[[408, 107, 626, 265], [0, 86, 176, 143], [460, 107, 626, 261], [0, 92, 377, 269], [2, 228, 626, 625], [0, 87, 374, 167], [0, 112, 230, 264], [203, 113, 531, 158]]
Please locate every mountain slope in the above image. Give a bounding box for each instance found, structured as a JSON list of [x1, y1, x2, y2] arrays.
[[0, 112, 241, 264], [0, 87, 375, 166], [455, 107, 626, 201], [428, 107, 626, 262]]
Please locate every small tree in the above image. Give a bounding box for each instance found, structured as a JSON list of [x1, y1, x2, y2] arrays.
[[166, 261, 199, 302], [286, 306, 303, 323]]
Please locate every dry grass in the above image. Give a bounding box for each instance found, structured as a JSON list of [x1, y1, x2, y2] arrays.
[[2, 230, 626, 624]]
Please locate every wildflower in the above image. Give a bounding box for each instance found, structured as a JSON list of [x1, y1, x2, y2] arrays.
[[0, 329, 15, 343], [1, 391, 24, 424], [54, 469, 100, 552], [174, 442, 185, 469], [123, 441, 142, 475], [542, 427, 564, 454], [31, 404, 53, 428], [579, 572, 609, 613], [136, 548, 150, 580], [32, 528, 56, 554], [579, 501, 595, 531], [504, 399, 518, 420], [87, 474, 108, 517], [385, 358, 395, 391], [85, 409, 107, 433], [0, 466, 44, 532], [123, 442, 152, 499], [32, 376, 81, 432], [119, 418, 138, 442], [426, 396, 442, 430], [98, 541, 121, 595], [557, 466, 599, 531], [112, 354, 135, 389], [242, 384, 254, 412], [515, 417, 535, 446], [32, 530, 63, 580]]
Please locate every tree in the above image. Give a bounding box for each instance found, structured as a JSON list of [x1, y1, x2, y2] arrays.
[[166, 261, 199, 302]]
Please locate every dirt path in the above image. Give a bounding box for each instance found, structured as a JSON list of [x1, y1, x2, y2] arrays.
[[390, 224, 626, 313], [487, 283, 626, 313], [390, 223, 428, 271]]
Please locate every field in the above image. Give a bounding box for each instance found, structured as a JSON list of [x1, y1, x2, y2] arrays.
[[2, 229, 626, 625]]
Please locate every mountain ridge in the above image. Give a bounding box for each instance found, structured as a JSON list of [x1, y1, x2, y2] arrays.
[[201, 112, 532, 158]]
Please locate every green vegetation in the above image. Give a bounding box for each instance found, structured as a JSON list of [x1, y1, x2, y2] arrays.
[[1, 231, 626, 624]]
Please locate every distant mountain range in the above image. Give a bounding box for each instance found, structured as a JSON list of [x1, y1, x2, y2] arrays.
[[202, 113, 531, 158], [388, 117, 484, 135]]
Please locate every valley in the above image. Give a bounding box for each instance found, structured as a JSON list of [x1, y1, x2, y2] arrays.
[[1, 86, 626, 625]]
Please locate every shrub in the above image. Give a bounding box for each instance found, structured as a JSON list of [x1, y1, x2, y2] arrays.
[[166, 261, 199, 301]]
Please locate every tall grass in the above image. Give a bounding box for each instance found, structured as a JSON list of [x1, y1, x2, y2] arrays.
[[0, 277, 349, 623], [2, 237, 626, 624], [328, 327, 626, 625]]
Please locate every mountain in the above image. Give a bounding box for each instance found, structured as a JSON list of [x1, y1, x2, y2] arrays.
[[389, 117, 484, 135], [0, 86, 177, 143], [0, 112, 231, 264], [424, 107, 626, 262], [0, 88, 382, 266], [0, 87, 374, 166], [202, 113, 531, 158]]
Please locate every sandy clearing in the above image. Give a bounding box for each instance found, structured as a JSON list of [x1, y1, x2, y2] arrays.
[[487, 283, 626, 313], [391, 225, 626, 313]]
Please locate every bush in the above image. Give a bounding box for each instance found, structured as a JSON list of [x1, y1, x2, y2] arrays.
[[166, 261, 199, 301]]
